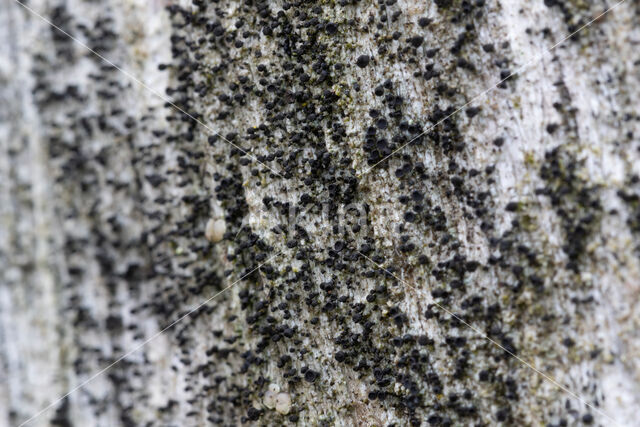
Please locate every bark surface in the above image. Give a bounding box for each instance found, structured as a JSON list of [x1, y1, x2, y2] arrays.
[[1, 0, 640, 426]]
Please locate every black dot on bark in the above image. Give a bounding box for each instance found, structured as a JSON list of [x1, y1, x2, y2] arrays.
[[356, 55, 370, 68]]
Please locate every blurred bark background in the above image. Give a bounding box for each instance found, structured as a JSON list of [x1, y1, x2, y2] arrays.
[[1, 0, 640, 426]]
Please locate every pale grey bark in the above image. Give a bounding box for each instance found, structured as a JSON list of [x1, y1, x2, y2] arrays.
[[1, 0, 640, 426]]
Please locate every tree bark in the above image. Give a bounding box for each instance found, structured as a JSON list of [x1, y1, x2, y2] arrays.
[[1, 0, 640, 426]]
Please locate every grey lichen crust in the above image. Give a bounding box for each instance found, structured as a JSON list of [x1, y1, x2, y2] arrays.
[[1, 0, 640, 426]]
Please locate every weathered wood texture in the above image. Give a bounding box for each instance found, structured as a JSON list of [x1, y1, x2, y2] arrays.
[[1, 0, 640, 426]]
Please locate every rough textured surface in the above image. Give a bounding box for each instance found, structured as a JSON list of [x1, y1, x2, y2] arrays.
[[1, 0, 640, 426]]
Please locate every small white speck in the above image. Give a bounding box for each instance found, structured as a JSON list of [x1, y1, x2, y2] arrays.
[[275, 392, 291, 414], [205, 218, 226, 242], [263, 390, 276, 409]]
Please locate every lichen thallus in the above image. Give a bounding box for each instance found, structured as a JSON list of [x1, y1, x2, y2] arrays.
[[10, 0, 284, 180], [356, 251, 619, 425], [12, 0, 626, 424], [359, 0, 628, 178]]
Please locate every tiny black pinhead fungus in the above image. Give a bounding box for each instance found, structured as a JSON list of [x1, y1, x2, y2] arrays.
[[418, 17, 431, 27], [105, 315, 123, 331], [304, 369, 318, 382], [325, 22, 338, 35], [408, 36, 424, 48], [466, 106, 480, 118], [247, 407, 261, 421], [482, 43, 495, 52], [418, 335, 431, 346], [546, 123, 559, 134], [505, 201, 519, 212], [356, 54, 371, 68]]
